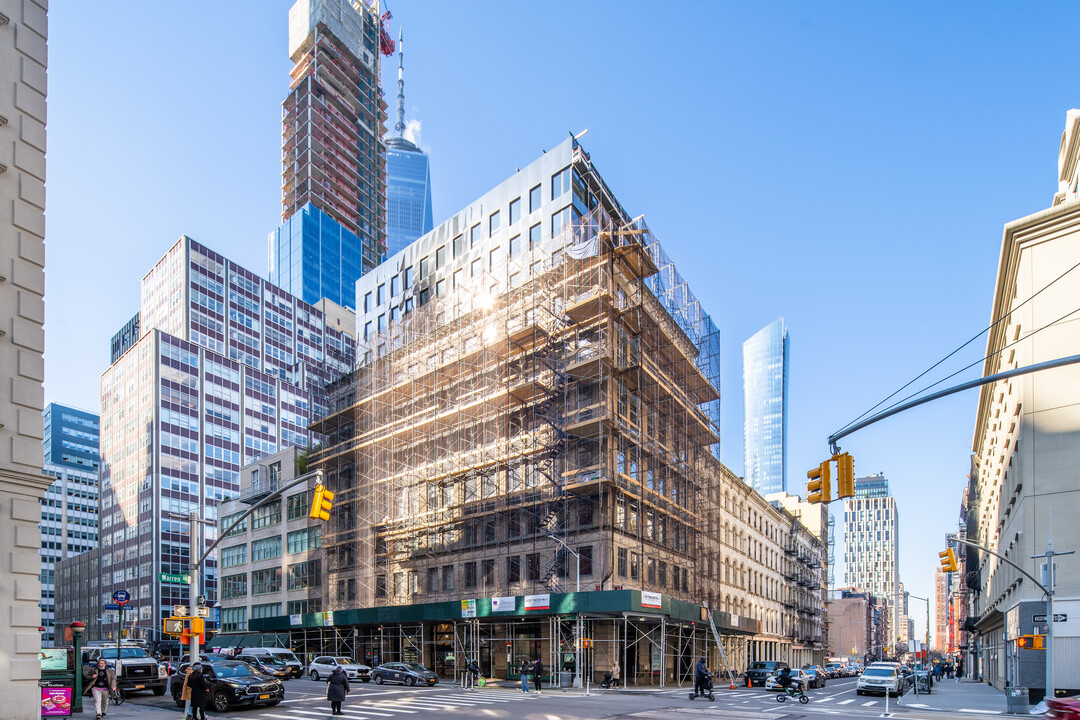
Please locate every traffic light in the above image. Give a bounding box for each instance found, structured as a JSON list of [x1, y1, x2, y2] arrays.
[[835, 452, 855, 498], [1018, 634, 1045, 650], [939, 548, 959, 573], [807, 460, 833, 504], [309, 484, 334, 521]]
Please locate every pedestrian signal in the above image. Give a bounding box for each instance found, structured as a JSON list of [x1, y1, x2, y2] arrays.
[[1018, 635, 1044, 650]]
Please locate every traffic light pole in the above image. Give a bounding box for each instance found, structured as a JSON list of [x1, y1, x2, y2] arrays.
[[173, 468, 324, 664]]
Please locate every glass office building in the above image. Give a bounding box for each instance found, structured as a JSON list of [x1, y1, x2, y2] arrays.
[[269, 202, 378, 310], [42, 403, 100, 472], [385, 136, 433, 258], [742, 317, 789, 495]]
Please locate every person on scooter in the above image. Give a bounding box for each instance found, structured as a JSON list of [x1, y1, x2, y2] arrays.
[[693, 657, 711, 698], [777, 666, 795, 694]]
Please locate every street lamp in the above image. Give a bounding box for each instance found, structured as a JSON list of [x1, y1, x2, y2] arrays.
[[70, 621, 86, 714], [908, 593, 932, 694]]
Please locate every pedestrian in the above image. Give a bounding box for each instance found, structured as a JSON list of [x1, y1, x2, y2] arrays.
[[611, 660, 620, 688], [519, 660, 530, 693], [326, 665, 350, 716], [184, 665, 211, 720], [694, 656, 710, 698], [89, 658, 116, 719], [533, 657, 544, 694], [179, 665, 194, 720], [466, 658, 481, 689]]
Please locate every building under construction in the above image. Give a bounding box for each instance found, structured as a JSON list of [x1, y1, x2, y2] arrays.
[[248, 137, 826, 685]]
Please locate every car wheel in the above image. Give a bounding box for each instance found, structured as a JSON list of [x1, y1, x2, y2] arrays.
[[311, 670, 319, 681], [856, 689, 863, 696], [173, 692, 185, 708], [153, 686, 167, 696], [212, 691, 230, 712], [375, 674, 384, 685], [407, 676, 416, 686]]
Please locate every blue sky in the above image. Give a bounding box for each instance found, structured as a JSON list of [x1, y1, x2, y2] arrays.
[[44, 1, 1080, 641]]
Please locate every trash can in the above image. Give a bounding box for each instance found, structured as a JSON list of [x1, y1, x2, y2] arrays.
[[560, 671, 573, 689], [1006, 687, 1029, 714]]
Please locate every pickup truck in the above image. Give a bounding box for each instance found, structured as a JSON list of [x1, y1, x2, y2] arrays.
[[745, 660, 789, 688], [82, 646, 168, 696]]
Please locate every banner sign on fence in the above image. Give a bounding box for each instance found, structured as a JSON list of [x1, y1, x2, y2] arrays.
[[524, 594, 550, 611], [491, 596, 516, 612]]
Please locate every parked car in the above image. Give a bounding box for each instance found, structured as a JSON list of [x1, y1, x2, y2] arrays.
[[234, 653, 291, 679], [371, 662, 439, 686], [802, 665, 827, 688], [824, 663, 846, 678], [82, 645, 168, 696], [746, 661, 789, 688], [765, 668, 810, 692], [856, 665, 904, 697], [308, 656, 372, 682], [170, 660, 284, 712], [224, 648, 304, 678]]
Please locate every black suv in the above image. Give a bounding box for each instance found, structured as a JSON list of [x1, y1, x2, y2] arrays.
[[170, 660, 284, 712], [746, 661, 788, 688]]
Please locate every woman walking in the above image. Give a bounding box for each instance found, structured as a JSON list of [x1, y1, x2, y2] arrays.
[[184, 665, 211, 720], [327, 665, 350, 716], [179, 665, 193, 719], [89, 658, 116, 719]]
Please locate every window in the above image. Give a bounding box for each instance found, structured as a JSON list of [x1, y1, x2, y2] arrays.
[[251, 602, 280, 619], [452, 269, 462, 289], [435, 279, 446, 297], [526, 553, 540, 581], [221, 607, 247, 633], [222, 573, 247, 600], [375, 575, 387, 598], [464, 562, 477, 588], [364, 321, 372, 340], [618, 548, 628, 577], [403, 266, 413, 286], [222, 513, 247, 538], [436, 245, 447, 269], [390, 275, 399, 296], [251, 537, 282, 562], [529, 184, 542, 212], [508, 235, 521, 258], [287, 527, 321, 554], [221, 544, 247, 568], [471, 258, 482, 277], [377, 284, 385, 305], [552, 207, 571, 237], [419, 256, 429, 280], [470, 224, 481, 248], [363, 292, 372, 313], [252, 567, 282, 595], [427, 567, 438, 594], [551, 167, 571, 198], [482, 558, 495, 587], [489, 210, 501, 236], [509, 197, 521, 225], [529, 223, 541, 250], [507, 556, 521, 583], [252, 501, 281, 529], [658, 561, 667, 587], [287, 560, 321, 590], [580, 545, 593, 576], [453, 234, 464, 257], [441, 565, 454, 591], [489, 246, 503, 271]]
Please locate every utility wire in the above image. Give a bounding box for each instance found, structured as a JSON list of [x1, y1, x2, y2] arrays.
[[836, 258, 1080, 436], [858, 303, 1080, 424]]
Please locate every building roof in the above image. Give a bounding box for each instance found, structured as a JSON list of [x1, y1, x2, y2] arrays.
[[385, 136, 423, 154]]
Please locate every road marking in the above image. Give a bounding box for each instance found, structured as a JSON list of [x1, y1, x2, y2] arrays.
[[862, 700, 876, 706], [959, 711, 1001, 715], [837, 699, 855, 705]]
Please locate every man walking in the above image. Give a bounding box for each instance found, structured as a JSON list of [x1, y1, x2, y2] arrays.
[[533, 657, 544, 694], [89, 659, 116, 719]]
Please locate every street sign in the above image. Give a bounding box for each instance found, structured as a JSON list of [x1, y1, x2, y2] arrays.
[[103, 604, 120, 611], [159, 572, 191, 585], [112, 590, 130, 604], [197, 606, 210, 618], [1033, 614, 1067, 623], [173, 605, 189, 616]]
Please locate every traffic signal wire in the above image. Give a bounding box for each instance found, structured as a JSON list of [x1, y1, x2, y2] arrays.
[[835, 257, 1080, 438]]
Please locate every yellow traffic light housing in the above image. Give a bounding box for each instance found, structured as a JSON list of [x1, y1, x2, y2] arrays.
[[835, 452, 855, 498], [309, 484, 335, 521], [807, 460, 833, 504], [939, 548, 959, 573], [1018, 634, 1045, 650]]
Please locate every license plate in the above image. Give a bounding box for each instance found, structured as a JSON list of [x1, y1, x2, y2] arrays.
[[259, 694, 270, 699], [134, 685, 145, 689]]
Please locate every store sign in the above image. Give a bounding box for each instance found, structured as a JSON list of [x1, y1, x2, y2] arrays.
[[324, 611, 335, 627], [525, 594, 550, 610], [641, 591, 662, 609], [289, 614, 302, 626], [730, 614, 740, 628], [491, 596, 516, 612], [461, 599, 477, 618], [39, 683, 72, 717]]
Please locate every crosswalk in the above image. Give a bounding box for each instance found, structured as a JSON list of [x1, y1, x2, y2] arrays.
[[251, 688, 538, 719], [710, 689, 1003, 715]]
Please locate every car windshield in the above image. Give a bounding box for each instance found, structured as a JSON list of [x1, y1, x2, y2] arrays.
[[750, 663, 771, 670], [864, 668, 895, 678], [97, 649, 149, 659], [260, 656, 285, 665], [276, 653, 299, 663], [215, 664, 257, 678], [403, 663, 427, 672], [334, 658, 354, 665]]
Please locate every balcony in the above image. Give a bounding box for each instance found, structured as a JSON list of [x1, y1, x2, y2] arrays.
[[239, 476, 280, 505]]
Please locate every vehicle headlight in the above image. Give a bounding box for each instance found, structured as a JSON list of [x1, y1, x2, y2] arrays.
[[159, 667, 168, 678]]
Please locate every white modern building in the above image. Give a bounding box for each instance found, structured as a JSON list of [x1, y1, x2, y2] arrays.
[[842, 473, 900, 650]]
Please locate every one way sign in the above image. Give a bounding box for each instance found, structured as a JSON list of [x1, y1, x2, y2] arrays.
[[1033, 613, 1067, 623]]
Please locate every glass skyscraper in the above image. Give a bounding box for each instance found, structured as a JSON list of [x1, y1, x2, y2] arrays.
[[385, 136, 433, 258], [742, 317, 789, 495]]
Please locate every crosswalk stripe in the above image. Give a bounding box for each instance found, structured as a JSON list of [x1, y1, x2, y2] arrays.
[[396, 698, 485, 707], [340, 709, 396, 716], [861, 701, 876, 706], [347, 706, 418, 714], [837, 699, 855, 704]]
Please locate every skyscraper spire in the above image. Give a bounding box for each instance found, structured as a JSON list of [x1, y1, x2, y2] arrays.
[[395, 27, 406, 137]]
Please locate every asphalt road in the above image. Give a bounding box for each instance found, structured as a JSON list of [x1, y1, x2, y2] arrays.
[[98, 673, 1010, 720]]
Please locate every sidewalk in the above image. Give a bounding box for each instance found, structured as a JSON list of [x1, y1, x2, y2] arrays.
[[897, 675, 1008, 714]]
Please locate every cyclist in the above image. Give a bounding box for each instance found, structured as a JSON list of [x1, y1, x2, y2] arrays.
[[777, 666, 801, 697]]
